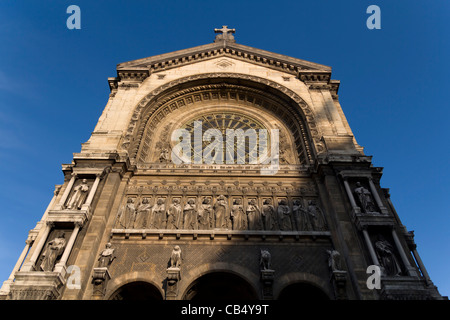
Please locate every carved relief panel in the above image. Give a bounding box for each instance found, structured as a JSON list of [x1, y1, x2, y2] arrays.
[[112, 178, 328, 233]]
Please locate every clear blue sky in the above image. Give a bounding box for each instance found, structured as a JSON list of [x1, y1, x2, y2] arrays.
[[0, 1, 449, 298]]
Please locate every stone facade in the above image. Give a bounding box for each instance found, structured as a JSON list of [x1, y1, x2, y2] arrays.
[[0, 27, 443, 300]]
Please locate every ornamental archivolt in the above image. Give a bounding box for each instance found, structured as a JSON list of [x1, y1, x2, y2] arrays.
[[150, 106, 298, 166], [135, 86, 304, 164], [119, 73, 324, 165]]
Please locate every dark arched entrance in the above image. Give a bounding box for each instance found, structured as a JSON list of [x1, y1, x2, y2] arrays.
[[183, 272, 258, 300], [278, 282, 330, 300], [109, 281, 163, 300]]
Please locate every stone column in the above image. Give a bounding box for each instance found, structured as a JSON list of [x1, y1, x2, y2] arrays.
[[81, 174, 101, 211], [391, 229, 419, 277], [342, 178, 360, 214], [362, 228, 380, 266], [411, 248, 431, 285], [20, 222, 53, 271], [54, 223, 82, 275], [0, 239, 33, 295], [368, 178, 388, 214], [54, 173, 77, 210]]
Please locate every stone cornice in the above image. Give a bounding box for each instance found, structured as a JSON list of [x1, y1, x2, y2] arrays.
[[114, 42, 332, 84]]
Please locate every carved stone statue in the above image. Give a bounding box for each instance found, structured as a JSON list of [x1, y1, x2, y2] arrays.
[[327, 249, 343, 272], [214, 195, 228, 229], [151, 198, 167, 229], [159, 148, 170, 163], [247, 199, 262, 230], [134, 198, 152, 229], [375, 235, 402, 276], [277, 199, 292, 231], [307, 200, 327, 231], [262, 199, 277, 230], [183, 198, 197, 230], [66, 179, 89, 210], [231, 199, 246, 230], [260, 249, 272, 271], [40, 232, 66, 272], [292, 199, 305, 231], [354, 182, 377, 213], [198, 197, 213, 230], [167, 198, 182, 229], [117, 198, 136, 229], [98, 243, 116, 268], [170, 245, 182, 268]]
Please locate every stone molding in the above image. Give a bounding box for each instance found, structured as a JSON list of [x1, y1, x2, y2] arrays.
[[116, 42, 331, 76], [8, 271, 65, 300], [121, 73, 324, 164]]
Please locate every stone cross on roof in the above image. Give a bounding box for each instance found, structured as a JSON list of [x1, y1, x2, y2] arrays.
[[214, 25, 236, 43]]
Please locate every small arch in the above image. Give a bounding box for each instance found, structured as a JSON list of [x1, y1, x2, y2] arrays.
[[105, 272, 165, 300], [274, 272, 332, 300], [278, 282, 330, 300], [108, 281, 164, 300], [178, 261, 259, 300], [182, 271, 259, 300]]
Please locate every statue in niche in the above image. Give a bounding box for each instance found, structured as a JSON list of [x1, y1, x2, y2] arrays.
[[260, 249, 272, 270], [170, 245, 182, 268], [277, 199, 292, 231], [117, 198, 136, 229], [231, 199, 246, 230], [262, 199, 278, 231], [159, 148, 170, 163], [198, 197, 213, 230], [307, 200, 327, 231], [167, 198, 182, 229], [183, 198, 197, 230], [292, 199, 306, 231], [98, 243, 116, 268], [354, 182, 377, 213], [375, 235, 402, 276], [66, 179, 90, 210], [247, 199, 262, 230], [134, 197, 152, 229], [151, 198, 167, 229], [40, 232, 66, 272], [213, 195, 229, 229], [326, 249, 343, 272]]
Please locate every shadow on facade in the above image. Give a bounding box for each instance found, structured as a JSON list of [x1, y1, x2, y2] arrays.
[[181, 271, 259, 300], [278, 282, 330, 300], [109, 281, 163, 300]]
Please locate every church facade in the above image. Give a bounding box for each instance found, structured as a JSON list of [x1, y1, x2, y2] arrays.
[[0, 27, 443, 300]]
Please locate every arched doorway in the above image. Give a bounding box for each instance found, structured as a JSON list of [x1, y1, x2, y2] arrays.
[[183, 272, 258, 300], [278, 282, 330, 300], [109, 281, 163, 300]]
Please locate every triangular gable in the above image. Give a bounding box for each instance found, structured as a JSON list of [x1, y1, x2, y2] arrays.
[[116, 42, 331, 76]]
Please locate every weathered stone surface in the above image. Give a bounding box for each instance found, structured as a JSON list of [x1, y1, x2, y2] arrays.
[[1, 27, 443, 301]]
